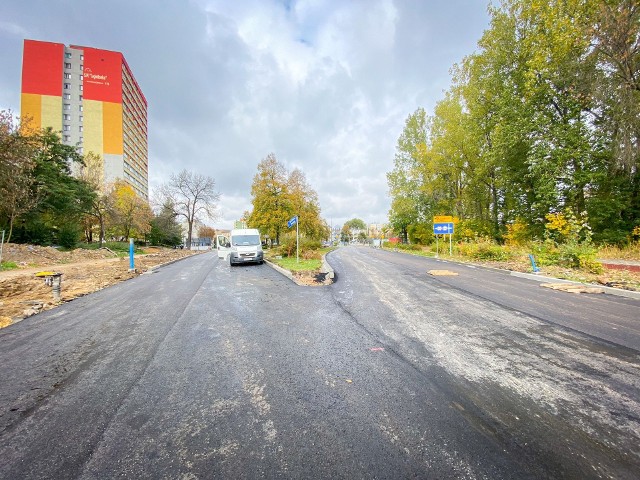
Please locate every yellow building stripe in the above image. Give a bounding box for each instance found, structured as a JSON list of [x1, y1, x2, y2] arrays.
[[83, 100, 103, 157], [20, 93, 42, 132], [40, 95, 62, 134], [103, 102, 123, 155]]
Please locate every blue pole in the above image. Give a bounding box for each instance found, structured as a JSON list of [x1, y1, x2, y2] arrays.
[[528, 254, 540, 273], [129, 238, 134, 270]]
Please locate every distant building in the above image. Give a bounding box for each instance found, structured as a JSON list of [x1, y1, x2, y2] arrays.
[[20, 39, 148, 199]]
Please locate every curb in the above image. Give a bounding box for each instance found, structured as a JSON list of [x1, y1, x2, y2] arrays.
[[399, 252, 640, 301], [509, 271, 640, 300], [264, 253, 335, 286], [264, 259, 304, 285]]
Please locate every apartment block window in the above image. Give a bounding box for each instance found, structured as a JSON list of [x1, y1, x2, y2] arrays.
[[80, 54, 84, 60], [79, 85, 83, 91], [79, 126, 83, 132], [78, 147, 83, 154], [65, 62, 71, 69], [79, 95, 83, 101], [63, 125, 70, 131], [63, 93, 71, 100], [79, 115, 83, 122], [79, 75, 83, 81], [63, 135, 70, 141], [63, 114, 71, 121], [64, 83, 70, 90], [65, 52, 71, 58], [63, 104, 71, 111], [79, 136, 83, 143], [64, 73, 71, 79], [79, 105, 83, 112]]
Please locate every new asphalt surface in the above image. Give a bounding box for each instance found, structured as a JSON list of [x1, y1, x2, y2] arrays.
[[0, 247, 638, 479]]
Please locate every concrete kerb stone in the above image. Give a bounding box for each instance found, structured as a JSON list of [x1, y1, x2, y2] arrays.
[[264, 259, 304, 285], [427, 256, 640, 301], [510, 271, 640, 300]]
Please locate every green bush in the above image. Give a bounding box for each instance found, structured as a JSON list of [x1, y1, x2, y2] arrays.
[[530, 240, 603, 273], [395, 243, 422, 251], [557, 242, 603, 273], [457, 241, 510, 261], [1, 261, 18, 271], [279, 235, 322, 259], [56, 224, 81, 249]]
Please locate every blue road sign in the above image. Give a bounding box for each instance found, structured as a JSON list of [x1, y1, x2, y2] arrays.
[[287, 215, 298, 228], [433, 222, 454, 234]]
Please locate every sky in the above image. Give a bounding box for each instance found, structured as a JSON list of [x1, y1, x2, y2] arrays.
[[0, 0, 490, 231]]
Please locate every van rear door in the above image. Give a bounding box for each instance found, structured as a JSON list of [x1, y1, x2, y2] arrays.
[[216, 235, 230, 259]]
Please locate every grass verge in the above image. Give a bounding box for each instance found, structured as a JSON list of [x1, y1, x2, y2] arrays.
[[0, 261, 18, 271]]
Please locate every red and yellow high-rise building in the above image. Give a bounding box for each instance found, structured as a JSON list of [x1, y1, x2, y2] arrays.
[[21, 39, 148, 199]]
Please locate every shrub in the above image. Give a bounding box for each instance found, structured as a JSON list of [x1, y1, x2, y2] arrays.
[[279, 234, 321, 259], [56, 224, 81, 249], [557, 242, 603, 274], [504, 219, 530, 246], [457, 241, 510, 261]]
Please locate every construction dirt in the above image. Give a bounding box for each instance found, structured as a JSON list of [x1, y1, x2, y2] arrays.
[[0, 244, 202, 328]]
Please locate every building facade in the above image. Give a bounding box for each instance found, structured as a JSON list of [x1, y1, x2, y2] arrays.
[[21, 39, 148, 199]]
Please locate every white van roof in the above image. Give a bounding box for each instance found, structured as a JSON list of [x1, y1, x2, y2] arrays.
[[231, 228, 260, 235]]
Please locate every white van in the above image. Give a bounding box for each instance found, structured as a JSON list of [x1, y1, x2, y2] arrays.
[[216, 228, 264, 266]]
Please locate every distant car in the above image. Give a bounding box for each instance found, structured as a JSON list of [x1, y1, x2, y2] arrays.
[[174, 244, 184, 249]]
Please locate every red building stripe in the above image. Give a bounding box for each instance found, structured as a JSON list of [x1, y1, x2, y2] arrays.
[[21, 40, 64, 96]]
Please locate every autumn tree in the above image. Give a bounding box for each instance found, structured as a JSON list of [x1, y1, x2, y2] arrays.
[[287, 168, 328, 240], [157, 170, 220, 249], [248, 153, 292, 245], [108, 180, 152, 241], [198, 225, 216, 239], [248, 153, 326, 245]]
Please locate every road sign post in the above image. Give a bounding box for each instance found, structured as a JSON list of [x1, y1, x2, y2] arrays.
[[433, 222, 454, 256], [288, 215, 299, 263]]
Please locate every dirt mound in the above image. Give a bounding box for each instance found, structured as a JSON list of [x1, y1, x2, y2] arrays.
[[1, 243, 116, 267]]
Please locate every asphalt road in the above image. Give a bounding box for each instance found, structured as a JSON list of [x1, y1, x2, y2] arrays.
[[0, 247, 638, 479]]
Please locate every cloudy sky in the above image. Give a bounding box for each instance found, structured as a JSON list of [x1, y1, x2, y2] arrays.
[[0, 0, 489, 230]]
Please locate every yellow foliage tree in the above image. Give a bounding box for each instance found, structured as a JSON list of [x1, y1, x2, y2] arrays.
[[108, 180, 152, 241]]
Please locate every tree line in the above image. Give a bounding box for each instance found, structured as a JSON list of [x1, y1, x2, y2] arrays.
[[388, 0, 640, 245], [0, 112, 219, 248]]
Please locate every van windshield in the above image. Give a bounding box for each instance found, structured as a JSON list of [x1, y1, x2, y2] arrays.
[[232, 235, 260, 246]]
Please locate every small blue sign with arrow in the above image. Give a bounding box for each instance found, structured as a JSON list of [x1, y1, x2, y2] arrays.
[[433, 222, 454, 234], [287, 215, 298, 228]]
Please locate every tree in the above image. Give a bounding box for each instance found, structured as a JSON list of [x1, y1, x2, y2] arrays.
[[248, 153, 292, 245], [15, 127, 95, 245], [158, 169, 220, 248], [341, 218, 366, 242], [287, 168, 327, 240], [149, 201, 183, 246], [0, 111, 37, 242], [198, 225, 216, 239], [77, 152, 113, 244], [108, 180, 152, 241]]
